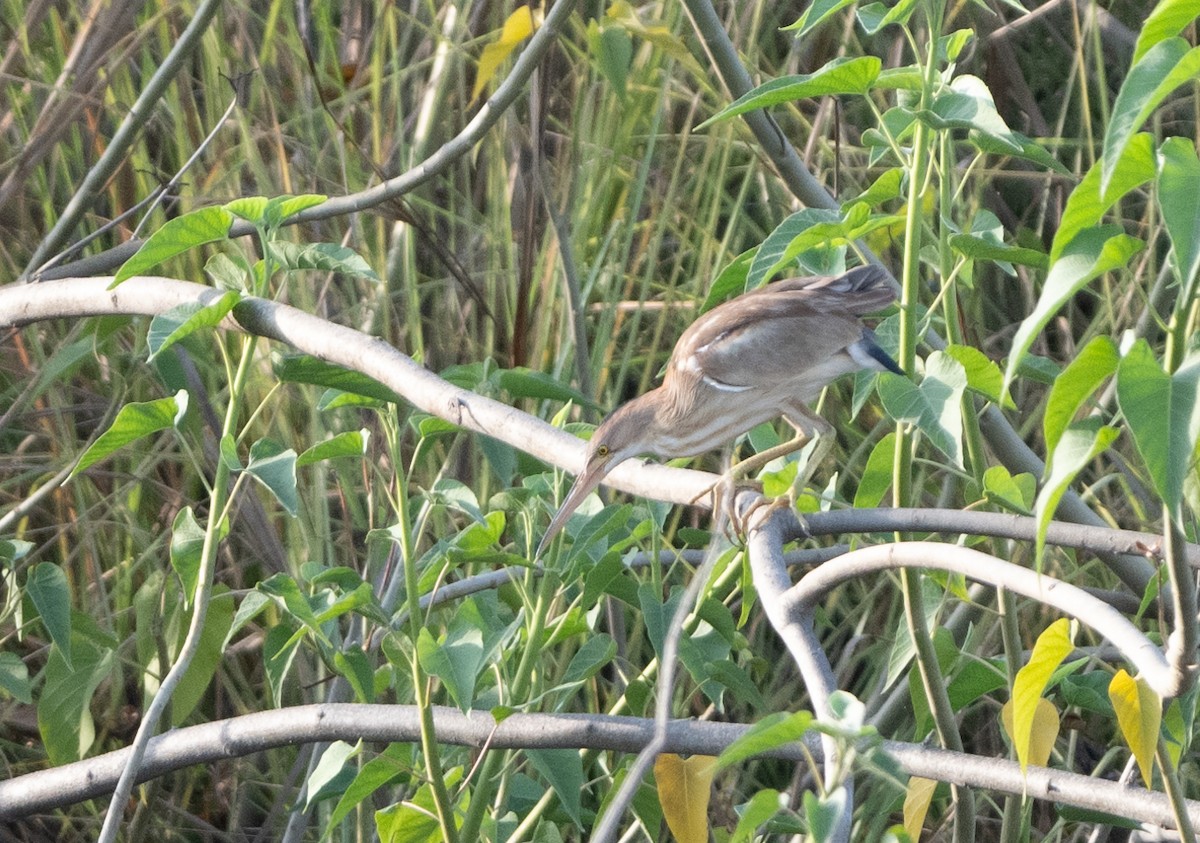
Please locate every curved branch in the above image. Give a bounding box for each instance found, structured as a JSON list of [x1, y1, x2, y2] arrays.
[[35, 0, 580, 281], [788, 541, 1180, 698], [0, 276, 713, 508], [1, 703, 1195, 831], [744, 493, 848, 830]]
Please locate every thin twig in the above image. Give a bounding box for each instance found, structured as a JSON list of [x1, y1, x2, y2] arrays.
[[35, 0, 582, 282], [22, 0, 224, 278]]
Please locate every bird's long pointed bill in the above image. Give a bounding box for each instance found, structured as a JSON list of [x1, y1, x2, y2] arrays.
[[536, 464, 608, 559]]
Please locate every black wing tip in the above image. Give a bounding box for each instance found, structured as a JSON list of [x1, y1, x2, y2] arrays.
[[868, 342, 905, 376], [858, 327, 905, 375]]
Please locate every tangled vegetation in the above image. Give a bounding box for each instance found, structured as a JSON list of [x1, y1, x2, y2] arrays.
[[1, 1, 1198, 841]]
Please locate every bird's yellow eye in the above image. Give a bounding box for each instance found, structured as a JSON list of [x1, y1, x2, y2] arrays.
[[596, 444, 610, 458]]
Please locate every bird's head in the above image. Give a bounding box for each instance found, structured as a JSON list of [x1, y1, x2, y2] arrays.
[[536, 398, 659, 558]]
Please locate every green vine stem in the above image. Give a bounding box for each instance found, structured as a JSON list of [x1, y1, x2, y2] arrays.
[[391, 424, 461, 843], [457, 567, 559, 842], [98, 333, 258, 843], [1157, 738, 1197, 842], [893, 3, 975, 840], [1161, 306, 1199, 699]]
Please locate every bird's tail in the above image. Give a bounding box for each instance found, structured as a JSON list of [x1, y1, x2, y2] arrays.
[[835, 265, 898, 315], [787, 264, 897, 315]]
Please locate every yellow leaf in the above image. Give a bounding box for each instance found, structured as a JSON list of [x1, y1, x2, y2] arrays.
[[863, 216, 905, 255], [471, 6, 536, 102], [902, 776, 937, 841], [1109, 669, 1162, 787], [654, 753, 716, 843], [863, 188, 934, 254], [1010, 618, 1074, 772], [1001, 697, 1060, 767], [604, 0, 700, 68], [605, 0, 634, 20]]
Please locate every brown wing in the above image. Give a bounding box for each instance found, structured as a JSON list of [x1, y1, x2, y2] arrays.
[[671, 266, 893, 389], [681, 301, 864, 389]]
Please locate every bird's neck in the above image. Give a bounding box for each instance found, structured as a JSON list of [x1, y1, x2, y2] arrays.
[[615, 386, 709, 459], [600, 392, 667, 458]]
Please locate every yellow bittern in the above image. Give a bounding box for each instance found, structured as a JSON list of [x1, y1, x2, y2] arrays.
[[538, 264, 900, 556]]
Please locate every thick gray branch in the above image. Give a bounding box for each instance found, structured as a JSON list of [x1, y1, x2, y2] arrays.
[[0, 703, 1194, 831], [0, 276, 714, 507]]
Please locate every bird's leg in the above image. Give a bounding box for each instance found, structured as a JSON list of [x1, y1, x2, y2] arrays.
[[727, 429, 814, 484], [704, 472, 742, 544], [727, 404, 831, 487], [690, 430, 807, 538], [687, 446, 756, 542], [693, 407, 834, 539], [733, 407, 833, 533], [781, 403, 834, 495]]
